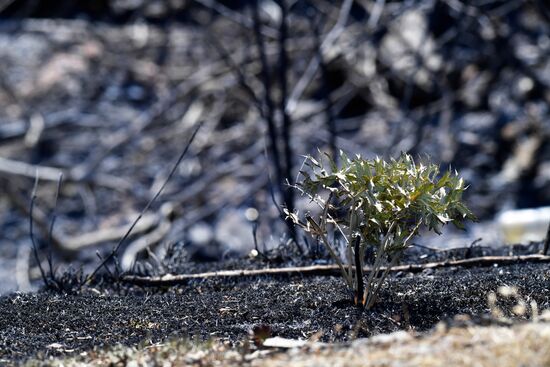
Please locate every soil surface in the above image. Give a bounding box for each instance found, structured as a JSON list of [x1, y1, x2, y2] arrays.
[[1, 4, 549, 366], [20, 321, 550, 367], [1, 2, 550, 295], [1, 244, 549, 364]]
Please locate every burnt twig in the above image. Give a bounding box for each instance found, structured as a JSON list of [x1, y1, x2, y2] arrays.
[[543, 223, 550, 256], [251, 0, 284, 203], [121, 254, 550, 286], [29, 175, 51, 289], [276, 0, 297, 243], [84, 121, 203, 285]]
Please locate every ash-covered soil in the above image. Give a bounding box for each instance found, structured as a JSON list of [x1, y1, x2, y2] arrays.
[[1, 1, 550, 295], [1, 3, 549, 365], [1, 248, 549, 364]]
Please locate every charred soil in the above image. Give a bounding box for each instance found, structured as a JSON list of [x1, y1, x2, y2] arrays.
[[1, 244, 549, 364]]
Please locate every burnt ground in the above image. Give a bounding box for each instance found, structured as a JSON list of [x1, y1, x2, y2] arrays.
[[1, 244, 549, 364], [1, 2, 550, 295], [0, 3, 550, 365]]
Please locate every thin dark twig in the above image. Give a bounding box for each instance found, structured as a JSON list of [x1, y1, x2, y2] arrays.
[[277, 0, 291, 181], [264, 145, 303, 254], [29, 174, 50, 288], [252, 0, 284, 199], [85, 122, 203, 284], [311, 14, 338, 163], [277, 0, 297, 242], [95, 251, 115, 279], [46, 173, 63, 281], [206, 34, 264, 116], [543, 222, 550, 255]]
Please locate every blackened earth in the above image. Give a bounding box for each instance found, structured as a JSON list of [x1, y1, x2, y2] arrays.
[[1, 245, 549, 364]]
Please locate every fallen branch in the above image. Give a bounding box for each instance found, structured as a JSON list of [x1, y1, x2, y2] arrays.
[[0, 156, 131, 191], [120, 254, 550, 286], [4, 177, 160, 256], [0, 156, 68, 182], [62, 212, 160, 251]]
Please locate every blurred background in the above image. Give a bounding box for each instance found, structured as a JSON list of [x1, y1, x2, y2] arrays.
[[0, 0, 549, 294]]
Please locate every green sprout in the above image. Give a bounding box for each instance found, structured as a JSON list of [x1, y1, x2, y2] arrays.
[[285, 152, 476, 308]]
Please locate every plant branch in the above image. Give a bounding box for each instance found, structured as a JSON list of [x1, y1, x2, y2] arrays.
[[306, 214, 353, 289], [353, 235, 364, 305], [366, 250, 403, 309]]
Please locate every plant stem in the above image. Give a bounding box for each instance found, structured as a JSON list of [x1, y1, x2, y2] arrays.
[[364, 245, 385, 307], [353, 235, 364, 306], [306, 214, 353, 289], [319, 231, 353, 289], [363, 223, 396, 304], [366, 251, 403, 309]]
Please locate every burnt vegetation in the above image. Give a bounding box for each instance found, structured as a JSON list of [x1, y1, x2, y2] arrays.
[[0, 0, 549, 363]]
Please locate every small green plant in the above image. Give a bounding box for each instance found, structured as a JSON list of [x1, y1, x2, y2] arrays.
[[285, 152, 475, 308]]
